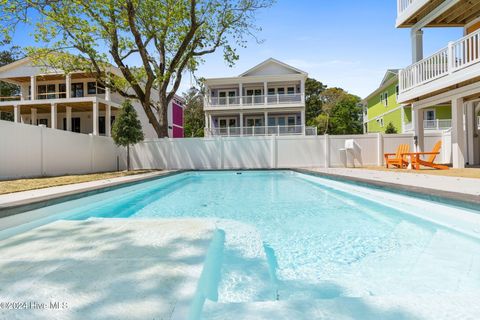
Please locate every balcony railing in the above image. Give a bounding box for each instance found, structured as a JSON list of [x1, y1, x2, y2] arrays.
[[207, 93, 303, 108], [397, 0, 417, 14], [205, 125, 317, 137], [404, 119, 452, 131], [399, 28, 480, 93]]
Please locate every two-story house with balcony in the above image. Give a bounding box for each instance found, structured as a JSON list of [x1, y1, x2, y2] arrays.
[[203, 58, 316, 137], [362, 69, 453, 133], [0, 57, 184, 138], [396, 0, 480, 168]]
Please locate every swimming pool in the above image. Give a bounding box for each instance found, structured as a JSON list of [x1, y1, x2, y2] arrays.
[[1, 170, 480, 316]]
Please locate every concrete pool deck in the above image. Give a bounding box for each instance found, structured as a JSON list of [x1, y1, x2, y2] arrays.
[[0, 218, 217, 320], [302, 168, 480, 205]]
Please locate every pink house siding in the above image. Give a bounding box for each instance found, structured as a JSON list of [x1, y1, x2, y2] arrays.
[[172, 102, 183, 127], [171, 100, 184, 138], [172, 126, 183, 138]]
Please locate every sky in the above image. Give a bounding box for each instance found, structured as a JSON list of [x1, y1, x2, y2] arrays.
[[3, 0, 464, 98]]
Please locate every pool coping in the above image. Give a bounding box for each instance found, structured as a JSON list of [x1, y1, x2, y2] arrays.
[[0, 171, 180, 218], [295, 168, 480, 209]]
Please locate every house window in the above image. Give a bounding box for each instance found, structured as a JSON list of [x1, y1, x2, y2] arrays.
[[395, 85, 399, 101], [287, 87, 295, 94], [37, 85, 47, 99], [277, 88, 285, 95], [268, 88, 275, 95], [58, 83, 66, 98], [376, 117, 384, 127], [380, 92, 388, 106], [71, 83, 84, 97], [38, 118, 48, 126], [87, 82, 97, 94]]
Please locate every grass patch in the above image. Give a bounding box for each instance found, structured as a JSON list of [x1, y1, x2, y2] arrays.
[[0, 170, 157, 195], [364, 166, 480, 179]]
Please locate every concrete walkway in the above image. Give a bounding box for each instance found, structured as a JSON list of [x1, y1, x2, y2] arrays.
[[304, 168, 480, 199], [0, 218, 216, 320], [0, 171, 173, 211]]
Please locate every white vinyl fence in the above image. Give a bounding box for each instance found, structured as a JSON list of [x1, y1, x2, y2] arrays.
[[1, 119, 451, 179], [130, 132, 450, 170], [0, 120, 125, 180]]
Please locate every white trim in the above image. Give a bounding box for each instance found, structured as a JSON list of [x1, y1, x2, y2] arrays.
[[238, 58, 307, 77]]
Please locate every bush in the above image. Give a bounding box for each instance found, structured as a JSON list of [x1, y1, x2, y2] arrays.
[[384, 122, 398, 134]]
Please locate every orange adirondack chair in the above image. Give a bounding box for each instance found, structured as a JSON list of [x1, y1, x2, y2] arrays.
[[384, 144, 410, 168], [406, 141, 449, 170]]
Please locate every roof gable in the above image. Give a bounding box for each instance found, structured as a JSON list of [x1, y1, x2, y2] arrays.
[[379, 69, 399, 87], [239, 58, 307, 77]]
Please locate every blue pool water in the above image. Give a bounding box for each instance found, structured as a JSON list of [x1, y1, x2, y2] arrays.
[[2, 170, 480, 304]]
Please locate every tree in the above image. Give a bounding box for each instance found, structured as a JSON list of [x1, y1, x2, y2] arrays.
[[0, 47, 22, 121], [309, 87, 362, 135], [385, 122, 398, 134], [0, 0, 273, 137], [111, 100, 144, 171], [305, 78, 327, 123], [183, 87, 205, 137]]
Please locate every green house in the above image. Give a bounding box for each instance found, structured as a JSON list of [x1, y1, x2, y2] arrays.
[[362, 70, 452, 134]]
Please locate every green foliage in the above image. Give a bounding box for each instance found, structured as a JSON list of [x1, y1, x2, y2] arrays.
[[308, 87, 362, 135], [0, 0, 274, 137], [0, 47, 21, 121], [183, 87, 205, 137], [305, 77, 327, 123], [111, 101, 144, 148], [384, 122, 398, 134]]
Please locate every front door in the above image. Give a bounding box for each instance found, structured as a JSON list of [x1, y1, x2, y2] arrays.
[[218, 91, 236, 105]]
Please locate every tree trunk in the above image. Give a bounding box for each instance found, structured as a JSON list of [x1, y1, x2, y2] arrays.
[[127, 144, 130, 171], [158, 94, 169, 138]]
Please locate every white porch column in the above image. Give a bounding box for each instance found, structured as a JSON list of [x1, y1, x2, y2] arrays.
[[300, 78, 305, 103], [209, 114, 213, 132], [264, 81, 268, 105], [13, 105, 20, 123], [30, 76, 36, 100], [31, 108, 37, 125], [66, 106, 72, 131], [66, 73, 71, 98], [92, 101, 99, 135], [239, 112, 244, 136], [466, 102, 475, 165], [413, 107, 424, 152], [20, 84, 28, 101], [50, 103, 57, 129], [451, 97, 466, 168], [411, 29, 424, 63], [239, 83, 243, 106], [264, 111, 268, 128], [301, 110, 306, 135], [106, 104, 111, 137]]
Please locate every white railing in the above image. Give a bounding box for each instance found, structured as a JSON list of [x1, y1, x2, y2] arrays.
[[205, 125, 317, 137], [207, 93, 303, 107], [397, 0, 417, 14], [404, 119, 452, 131], [400, 28, 480, 93]]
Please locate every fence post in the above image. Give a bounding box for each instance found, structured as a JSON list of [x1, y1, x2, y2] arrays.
[[324, 134, 330, 168], [271, 134, 276, 168], [377, 132, 383, 166], [40, 124, 45, 176], [89, 133, 94, 172]]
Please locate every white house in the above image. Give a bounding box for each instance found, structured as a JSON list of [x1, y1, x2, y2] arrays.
[[203, 58, 316, 137], [0, 57, 184, 138], [396, 0, 480, 168]]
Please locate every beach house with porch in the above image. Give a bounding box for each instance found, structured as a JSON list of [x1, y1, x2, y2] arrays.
[[0, 57, 184, 138], [397, 0, 480, 168], [362, 69, 453, 133], [203, 58, 316, 137]]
